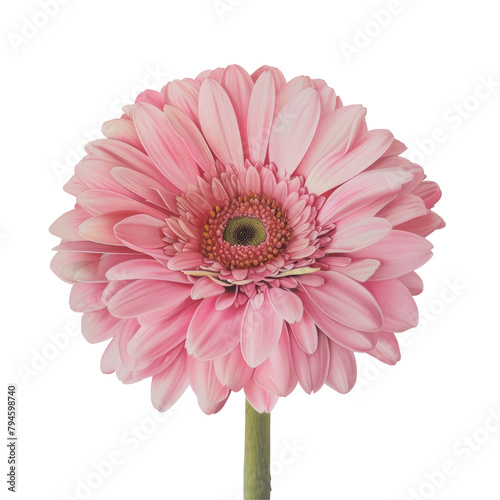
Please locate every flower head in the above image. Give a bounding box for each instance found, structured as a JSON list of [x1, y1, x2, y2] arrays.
[[51, 65, 444, 414]]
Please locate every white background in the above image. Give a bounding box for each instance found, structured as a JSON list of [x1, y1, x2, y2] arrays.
[[2, 1, 499, 499]]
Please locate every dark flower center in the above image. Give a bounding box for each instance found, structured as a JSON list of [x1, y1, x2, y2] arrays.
[[223, 217, 267, 247]]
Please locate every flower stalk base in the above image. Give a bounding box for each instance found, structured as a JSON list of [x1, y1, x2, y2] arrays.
[[244, 399, 271, 500]]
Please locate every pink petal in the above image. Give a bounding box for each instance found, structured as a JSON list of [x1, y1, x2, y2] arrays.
[[107, 279, 191, 318], [198, 79, 244, 167], [101, 119, 143, 150], [79, 212, 133, 245], [330, 259, 380, 282], [77, 190, 166, 219], [297, 105, 367, 177], [167, 252, 205, 271], [395, 211, 445, 238], [251, 65, 286, 92], [69, 283, 106, 312], [127, 303, 197, 362], [325, 339, 357, 394], [106, 259, 189, 282], [164, 105, 214, 171], [268, 88, 321, 175], [268, 287, 304, 324], [244, 377, 278, 413], [164, 79, 200, 125], [213, 346, 253, 392], [133, 102, 200, 191], [81, 309, 124, 344], [377, 194, 427, 226], [318, 168, 413, 228], [241, 294, 284, 367], [190, 277, 225, 300], [50, 208, 91, 241], [186, 297, 245, 360], [289, 312, 319, 354], [301, 271, 383, 332], [113, 214, 165, 249], [365, 279, 419, 332], [247, 70, 276, 165], [290, 331, 330, 394], [300, 293, 378, 352], [350, 230, 434, 280], [367, 331, 401, 365], [254, 326, 297, 397], [151, 349, 189, 411], [306, 130, 394, 195], [135, 89, 165, 109], [110, 167, 177, 211], [398, 272, 424, 295], [326, 217, 392, 253], [187, 357, 229, 412], [221, 65, 253, 156], [412, 181, 442, 209]]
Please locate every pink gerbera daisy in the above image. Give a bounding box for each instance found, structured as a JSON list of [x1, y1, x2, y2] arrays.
[[50, 64, 444, 415]]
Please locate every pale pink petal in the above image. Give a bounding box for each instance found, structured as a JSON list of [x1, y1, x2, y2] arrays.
[[79, 212, 133, 245], [247, 70, 276, 165], [241, 294, 284, 367], [221, 65, 253, 156], [318, 168, 413, 227], [113, 215, 166, 249], [69, 283, 106, 312], [268, 287, 304, 324], [167, 252, 205, 271], [198, 79, 244, 167], [301, 271, 383, 332], [289, 312, 318, 354], [135, 89, 165, 109], [190, 277, 225, 300], [213, 346, 253, 392], [306, 130, 394, 194], [102, 119, 143, 150], [151, 349, 189, 411], [107, 279, 191, 318], [398, 272, 424, 295], [49, 208, 91, 241], [395, 211, 446, 237], [297, 105, 367, 177], [251, 66, 286, 92], [244, 377, 278, 413], [133, 102, 200, 191], [77, 190, 166, 219], [164, 79, 200, 125], [164, 105, 214, 171], [187, 357, 229, 413], [106, 259, 189, 283], [127, 303, 197, 362], [331, 259, 380, 282], [365, 279, 419, 332], [254, 326, 297, 396], [186, 297, 245, 360], [300, 293, 378, 352], [367, 331, 401, 365], [81, 309, 124, 344], [412, 181, 442, 209], [110, 167, 177, 211], [377, 194, 427, 226], [350, 230, 434, 280], [290, 331, 330, 394], [325, 339, 357, 394], [326, 217, 392, 253], [268, 88, 321, 175]]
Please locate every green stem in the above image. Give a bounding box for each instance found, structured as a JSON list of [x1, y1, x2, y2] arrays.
[[244, 399, 271, 500]]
